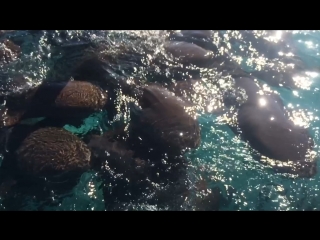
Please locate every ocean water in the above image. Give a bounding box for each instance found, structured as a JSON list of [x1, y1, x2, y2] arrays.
[[0, 30, 319, 211]]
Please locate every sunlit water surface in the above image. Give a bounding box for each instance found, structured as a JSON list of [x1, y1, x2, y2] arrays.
[[0, 30, 319, 211]]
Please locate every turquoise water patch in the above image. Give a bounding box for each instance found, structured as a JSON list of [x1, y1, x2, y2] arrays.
[[63, 111, 109, 137]]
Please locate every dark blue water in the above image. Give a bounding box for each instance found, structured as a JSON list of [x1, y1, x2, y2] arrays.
[[0, 30, 319, 211]]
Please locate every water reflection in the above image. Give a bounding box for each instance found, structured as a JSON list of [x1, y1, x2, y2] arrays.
[[0, 30, 319, 210]]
